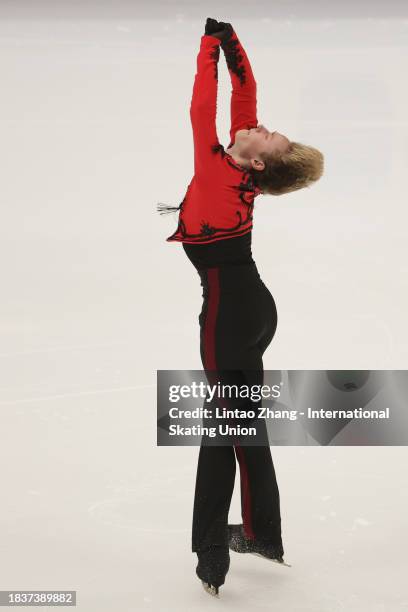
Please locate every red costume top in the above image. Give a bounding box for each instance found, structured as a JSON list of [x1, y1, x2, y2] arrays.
[[165, 29, 262, 245]]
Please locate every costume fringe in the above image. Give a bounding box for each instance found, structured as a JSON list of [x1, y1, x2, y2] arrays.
[[156, 202, 182, 215]]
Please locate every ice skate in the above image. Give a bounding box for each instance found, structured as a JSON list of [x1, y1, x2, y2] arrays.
[[228, 524, 291, 567], [196, 545, 230, 597], [201, 581, 220, 597]]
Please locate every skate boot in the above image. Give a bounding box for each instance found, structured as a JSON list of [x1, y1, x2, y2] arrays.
[[228, 524, 291, 566], [195, 545, 230, 597]]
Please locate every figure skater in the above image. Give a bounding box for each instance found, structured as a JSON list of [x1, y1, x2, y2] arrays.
[[157, 18, 324, 597]]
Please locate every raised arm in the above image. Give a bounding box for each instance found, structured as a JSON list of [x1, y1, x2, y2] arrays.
[[220, 26, 258, 147], [190, 33, 222, 178]]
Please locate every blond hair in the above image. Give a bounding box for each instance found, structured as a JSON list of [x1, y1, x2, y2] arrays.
[[251, 142, 324, 196]]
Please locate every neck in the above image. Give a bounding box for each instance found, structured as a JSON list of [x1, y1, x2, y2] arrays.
[[225, 145, 249, 169]]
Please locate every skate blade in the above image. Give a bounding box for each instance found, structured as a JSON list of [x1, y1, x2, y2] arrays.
[[251, 552, 292, 567], [201, 581, 220, 597]]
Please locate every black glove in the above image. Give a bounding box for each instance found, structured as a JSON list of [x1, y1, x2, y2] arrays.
[[204, 18, 233, 44], [204, 17, 221, 35]]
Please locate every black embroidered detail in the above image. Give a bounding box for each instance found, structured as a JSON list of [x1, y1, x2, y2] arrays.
[[165, 147, 261, 242], [209, 44, 220, 81], [221, 38, 246, 86], [211, 143, 227, 158], [234, 174, 257, 209], [238, 176, 255, 193], [170, 211, 254, 241], [168, 168, 258, 242], [200, 222, 217, 237], [172, 209, 246, 241]]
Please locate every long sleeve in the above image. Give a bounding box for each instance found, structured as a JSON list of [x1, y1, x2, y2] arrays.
[[190, 35, 222, 178], [221, 29, 258, 146]]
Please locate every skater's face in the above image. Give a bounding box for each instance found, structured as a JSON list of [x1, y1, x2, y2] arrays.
[[233, 125, 291, 171]]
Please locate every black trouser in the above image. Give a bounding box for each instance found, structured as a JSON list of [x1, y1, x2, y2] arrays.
[[192, 262, 282, 552]]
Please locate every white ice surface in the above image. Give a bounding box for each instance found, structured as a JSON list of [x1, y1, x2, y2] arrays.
[[0, 8, 408, 612]]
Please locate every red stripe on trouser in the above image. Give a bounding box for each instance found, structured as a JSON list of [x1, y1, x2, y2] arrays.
[[202, 267, 255, 540], [235, 445, 255, 539]]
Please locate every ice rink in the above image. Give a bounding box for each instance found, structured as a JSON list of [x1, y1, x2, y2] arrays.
[[1, 1, 408, 610]]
